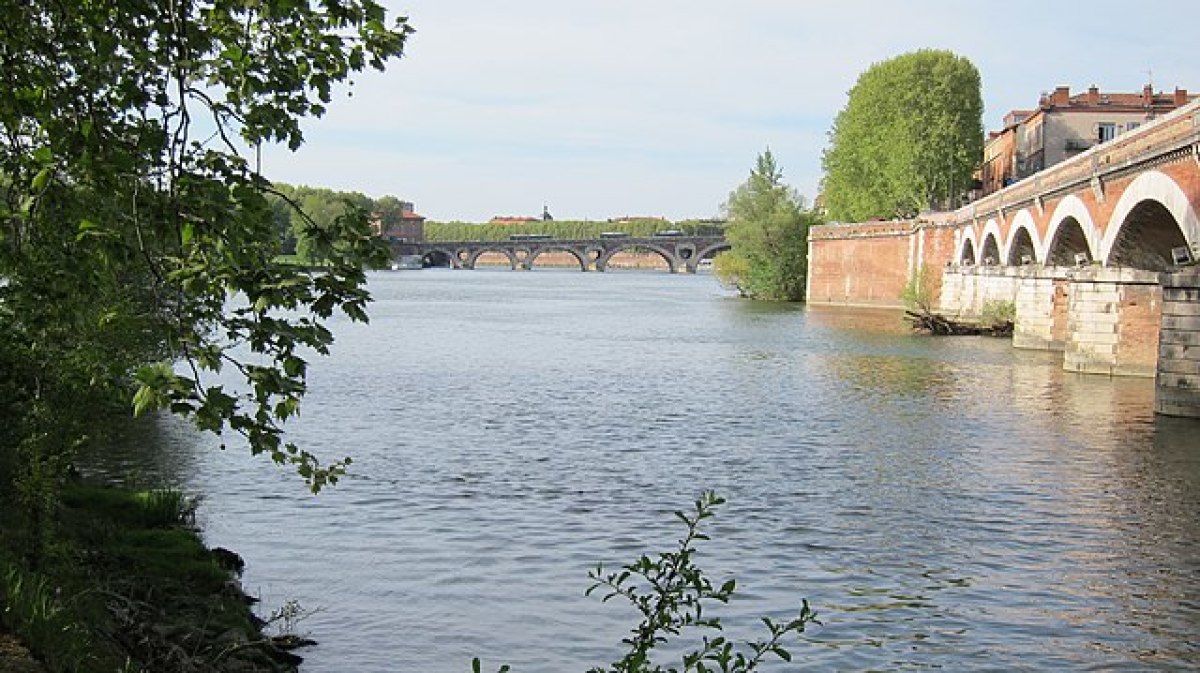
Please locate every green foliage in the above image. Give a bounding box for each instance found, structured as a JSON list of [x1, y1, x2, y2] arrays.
[[0, 0, 413, 499], [714, 151, 817, 301], [902, 263, 939, 314], [821, 49, 983, 221], [267, 183, 377, 261], [0, 558, 94, 671], [586, 492, 817, 672], [981, 300, 1016, 328], [2, 483, 290, 670], [471, 493, 817, 673]]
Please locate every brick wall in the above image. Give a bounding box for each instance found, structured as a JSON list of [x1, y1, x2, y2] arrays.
[[807, 222, 915, 307]]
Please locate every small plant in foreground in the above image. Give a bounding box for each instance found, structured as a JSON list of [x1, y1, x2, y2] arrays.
[[588, 492, 816, 672], [473, 492, 816, 672]]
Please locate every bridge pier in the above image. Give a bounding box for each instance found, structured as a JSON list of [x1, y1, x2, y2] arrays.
[[937, 265, 1020, 317], [1013, 268, 1070, 351], [1156, 268, 1200, 417], [1062, 268, 1162, 377]]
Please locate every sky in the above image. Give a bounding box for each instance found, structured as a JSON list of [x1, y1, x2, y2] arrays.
[[258, 1, 1200, 223]]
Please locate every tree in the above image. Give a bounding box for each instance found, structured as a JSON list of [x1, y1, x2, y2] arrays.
[[0, 0, 413, 508], [714, 150, 817, 301], [821, 49, 983, 221]]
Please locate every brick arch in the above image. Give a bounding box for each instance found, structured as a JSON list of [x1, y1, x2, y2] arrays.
[[1100, 170, 1200, 267], [1004, 209, 1041, 265], [980, 219, 1003, 265], [597, 242, 678, 273], [466, 246, 518, 270], [957, 227, 979, 265], [527, 245, 587, 271], [1044, 195, 1101, 265]]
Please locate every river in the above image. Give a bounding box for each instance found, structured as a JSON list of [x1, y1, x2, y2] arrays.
[[94, 269, 1200, 671]]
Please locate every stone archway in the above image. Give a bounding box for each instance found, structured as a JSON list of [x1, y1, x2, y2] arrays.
[[527, 246, 587, 271]]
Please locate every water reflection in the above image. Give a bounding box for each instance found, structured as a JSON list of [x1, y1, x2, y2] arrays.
[[83, 272, 1200, 672]]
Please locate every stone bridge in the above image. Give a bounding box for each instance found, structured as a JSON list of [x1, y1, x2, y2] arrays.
[[392, 235, 729, 274], [808, 98, 1200, 417]]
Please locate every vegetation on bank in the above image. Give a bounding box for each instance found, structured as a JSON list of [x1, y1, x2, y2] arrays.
[[2, 0, 409, 667], [714, 151, 820, 301], [1, 482, 304, 672]]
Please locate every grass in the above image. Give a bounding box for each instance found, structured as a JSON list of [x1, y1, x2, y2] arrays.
[[0, 482, 288, 672]]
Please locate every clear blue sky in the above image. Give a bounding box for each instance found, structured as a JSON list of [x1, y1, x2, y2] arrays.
[[258, 0, 1200, 222]]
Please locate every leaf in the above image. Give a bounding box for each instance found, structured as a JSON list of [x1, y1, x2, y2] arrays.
[[31, 166, 52, 191]]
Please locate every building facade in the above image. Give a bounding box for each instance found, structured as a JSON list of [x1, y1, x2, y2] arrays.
[[373, 201, 425, 242], [980, 85, 1196, 196]]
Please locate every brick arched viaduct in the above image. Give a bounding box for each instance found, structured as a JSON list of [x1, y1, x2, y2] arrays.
[[807, 99, 1200, 417], [953, 162, 1198, 271]]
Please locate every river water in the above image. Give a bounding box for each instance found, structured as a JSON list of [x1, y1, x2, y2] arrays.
[[95, 269, 1200, 671]]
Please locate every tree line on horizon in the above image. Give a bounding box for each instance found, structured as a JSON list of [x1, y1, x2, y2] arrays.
[[278, 49, 984, 300]]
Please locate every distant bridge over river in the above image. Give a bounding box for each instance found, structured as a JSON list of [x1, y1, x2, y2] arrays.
[[391, 235, 729, 273]]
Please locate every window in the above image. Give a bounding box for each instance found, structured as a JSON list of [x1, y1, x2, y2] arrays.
[[1125, 121, 1141, 133], [1098, 122, 1117, 143]]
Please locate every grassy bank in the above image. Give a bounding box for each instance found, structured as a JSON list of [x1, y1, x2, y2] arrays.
[[0, 483, 303, 672]]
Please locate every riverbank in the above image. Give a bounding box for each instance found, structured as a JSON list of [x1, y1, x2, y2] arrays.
[[0, 483, 304, 672]]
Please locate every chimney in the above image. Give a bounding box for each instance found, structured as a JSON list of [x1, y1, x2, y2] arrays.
[[1175, 88, 1189, 107], [1052, 86, 1070, 106], [1087, 85, 1100, 104], [1143, 84, 1154, 106]]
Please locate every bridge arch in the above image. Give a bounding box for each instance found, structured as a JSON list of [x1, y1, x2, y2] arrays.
[[1044, 195, 1101, 266], [1100, 170, 1199, 270], [957, 228, 979, 265], [422, 247, 457, 268], [1005, 209, 1040, 265], [598, 242, 679, 273], [695, 242, 732, 263], [527, 245, 587, 271], [466, 246, 518, 270], [980, 219, 1003, 265]]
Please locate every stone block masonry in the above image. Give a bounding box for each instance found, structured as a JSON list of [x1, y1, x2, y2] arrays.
[[1156, 268, 1200, 417], [1063, 268, 1162, 377]]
